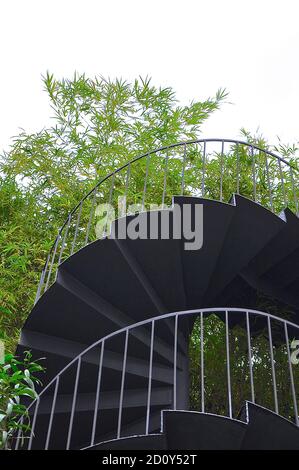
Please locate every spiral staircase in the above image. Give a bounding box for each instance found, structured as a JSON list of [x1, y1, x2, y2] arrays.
[[14, 139, 299, 450]]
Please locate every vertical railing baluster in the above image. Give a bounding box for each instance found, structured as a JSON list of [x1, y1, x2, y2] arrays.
[[278, 159, 287, 207], [142, 154, 150, 211], [27, 397, 40, 450], [71, 202, 83, 255], [267, 317, 278, 414], [34, 252, 50, 304], [290, 167, 299, 216], [181, 144, 187, 196], [45, 235, 60, 291], [162, 152, 169, 208], [225, 310, 233, 418], [45, 377, 59, 450], [85, 188, 97, 247], [200, 311, 205, 412], [220, 141, 224, 202], [236, 143, 240, 194], [284, 323, 299, 426], [265, 154, 274, 212], [91, 341, 105, 446], [251, 146, 257, 202], [246, 311, 255, 403], [117, 330, 129, 439], [201, 141, 206, 197], [173, 315, 178, 410], [58, 215, 71, 266], [146, 321, 155, 435], [66, 357, 81, 450], [104, 173, 115, 237]]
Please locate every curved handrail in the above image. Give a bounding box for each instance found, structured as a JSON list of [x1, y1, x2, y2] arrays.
[[35, 138, 299, 302], [19, 307, 299, 449], [49, 139, 298, 246]]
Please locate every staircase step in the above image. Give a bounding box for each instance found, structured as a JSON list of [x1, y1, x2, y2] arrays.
[[241, 402, 299, 449], [162, 410, 246, 450], [245, 208, 299, 277], [61, 238, 160, 323], [204, 194, 285, 303]]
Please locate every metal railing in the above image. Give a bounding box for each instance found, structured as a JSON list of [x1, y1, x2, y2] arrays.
[[16, 308, 299, 450], [35, 139, 299, 303]]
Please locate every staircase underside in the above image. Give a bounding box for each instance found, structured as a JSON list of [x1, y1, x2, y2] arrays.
[[16, 195, 299, 450]]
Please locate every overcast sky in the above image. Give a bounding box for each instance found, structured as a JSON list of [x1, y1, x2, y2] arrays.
[[1, 0, 299, 153]]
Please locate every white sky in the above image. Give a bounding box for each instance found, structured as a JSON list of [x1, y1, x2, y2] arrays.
[[1, 0, 299, 153]]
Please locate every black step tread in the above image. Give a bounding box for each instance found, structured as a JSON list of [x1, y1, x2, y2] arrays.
[[162, 410, 247, 450], [57, 268, 184, 364], [20, 275, 185, 378], [61, 238, 159, 323], [241, 402, 299, 449], [112, 209, 186, 313]]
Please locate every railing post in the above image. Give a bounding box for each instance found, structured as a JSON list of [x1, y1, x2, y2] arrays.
[[85, 189, 97, 247], [220, 141, 224, 202], [246, 311, 255, 403], [45, 377, 60, 450], [173, 314, 178, 410], [58, 214, 71, 266], [251, 146, 257, 202], [146, 320, 155, 435], [14, 416, 23, 450], [201, 141, 206, 197], [290, 166, 299, 216], [142, 154, 150, 211], [236, 142, 240, 194], [91, 341, 105, 446], [45, 235, 60, 291], [117, 330, 129, 439], [200, 311, 205, 413], [284, 323, 299, 426], [278, 159, 287, 207], [27, 397, 40, 450], [124, 163, 131, 203], [71, 202, 83, 255], [225, 310, 233, 418], [162, 152, 169, 208], [34, 255, 49, 305], [181, 144, 187, 196], [265, 154, 274, 212], [104, 173, 115, 237], [66, 357, 81, 450]]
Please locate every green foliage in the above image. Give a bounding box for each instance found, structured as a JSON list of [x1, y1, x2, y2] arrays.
[[0, 351, 45, 449], [0, 74, 227, 353]]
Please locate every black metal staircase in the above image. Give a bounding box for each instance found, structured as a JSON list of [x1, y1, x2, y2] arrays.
[[14, 139, 299, 450]]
